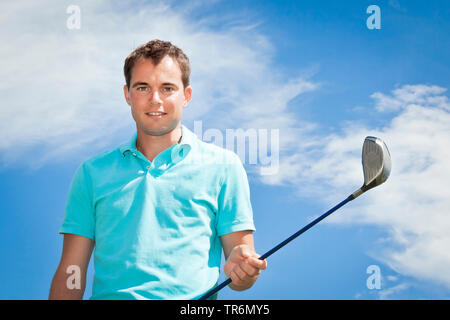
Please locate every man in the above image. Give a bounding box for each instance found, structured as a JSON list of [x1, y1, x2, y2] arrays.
[[49, 40, 267, 300]]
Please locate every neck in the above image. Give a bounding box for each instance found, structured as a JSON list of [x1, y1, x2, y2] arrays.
[[136, 126, 182, 162]]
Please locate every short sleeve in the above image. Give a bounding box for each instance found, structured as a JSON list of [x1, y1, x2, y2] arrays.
[[59, 162, 96, 240], [216, 153, 256, 237]]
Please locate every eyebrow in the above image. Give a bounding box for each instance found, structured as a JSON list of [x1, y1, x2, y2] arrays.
[[131, 81, 178, 88], [131, 81, 149, 88]]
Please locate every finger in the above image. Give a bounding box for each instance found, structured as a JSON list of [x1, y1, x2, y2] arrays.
[[247, 257, 268, 270], [240, 260, 261, 277], [233, 264, 248, 281], [230, 270, 244, 286]]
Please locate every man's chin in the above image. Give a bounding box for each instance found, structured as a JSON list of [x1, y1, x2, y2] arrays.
[[139, 122, 180, 137]]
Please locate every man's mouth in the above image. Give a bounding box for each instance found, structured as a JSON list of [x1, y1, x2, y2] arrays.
[[146, 112, 167, 117]]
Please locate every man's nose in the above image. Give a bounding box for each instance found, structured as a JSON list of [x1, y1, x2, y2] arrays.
[[150, 91, 163, 105]]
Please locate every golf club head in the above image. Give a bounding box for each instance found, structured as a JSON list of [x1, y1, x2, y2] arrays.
[[351, 136, 391, 199]]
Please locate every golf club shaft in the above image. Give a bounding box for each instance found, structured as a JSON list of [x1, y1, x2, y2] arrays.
[[198, 195, 354, 300]]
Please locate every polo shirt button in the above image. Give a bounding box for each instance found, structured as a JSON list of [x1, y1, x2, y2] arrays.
[[132, 153, 137, 156], [146, 165, 150, 169]]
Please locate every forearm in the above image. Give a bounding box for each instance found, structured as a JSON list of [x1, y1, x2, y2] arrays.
[[49, 268, 86, 300]]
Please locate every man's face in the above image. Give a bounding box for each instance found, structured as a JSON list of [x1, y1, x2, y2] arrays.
[[124, 56, 192, 136]]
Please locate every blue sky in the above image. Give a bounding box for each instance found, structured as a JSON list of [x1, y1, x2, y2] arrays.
[[0, 0, 449, 299]]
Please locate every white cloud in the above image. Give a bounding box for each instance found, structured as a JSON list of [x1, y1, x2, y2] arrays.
[[0, 0, 316, 171], [331, 89, 450, 290], [264, 84, 450, 290], [377, 283, 411, 300], [371, 84, 449, 112], [386, 275, 398, 282]]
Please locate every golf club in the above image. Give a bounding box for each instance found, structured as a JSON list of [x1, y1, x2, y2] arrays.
[[199, 136, 391, 300]]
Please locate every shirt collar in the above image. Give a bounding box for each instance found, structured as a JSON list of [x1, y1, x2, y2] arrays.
[[119, 124, 196, 163]]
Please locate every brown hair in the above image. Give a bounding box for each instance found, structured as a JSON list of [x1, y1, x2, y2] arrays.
[[123, 39, 191, 89]]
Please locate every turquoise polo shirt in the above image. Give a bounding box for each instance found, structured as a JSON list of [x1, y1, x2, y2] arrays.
[[59, 124, 256, 300]]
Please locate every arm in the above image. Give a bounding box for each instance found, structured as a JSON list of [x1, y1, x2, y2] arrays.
[[220, 230, 267, 291], [49, 233, 95, 300]]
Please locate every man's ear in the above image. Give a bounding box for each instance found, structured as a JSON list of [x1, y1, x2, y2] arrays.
[[124, 84, 131, 106], [183, 85, 192, 107]]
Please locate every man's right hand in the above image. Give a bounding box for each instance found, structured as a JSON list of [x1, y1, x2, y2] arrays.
[[49, 234, 95, 300]]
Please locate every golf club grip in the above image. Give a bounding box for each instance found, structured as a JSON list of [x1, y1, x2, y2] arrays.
[[198, 196, 353, 300]]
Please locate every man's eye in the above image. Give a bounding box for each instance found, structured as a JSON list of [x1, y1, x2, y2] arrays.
[[137, 87, 148, 91], [163, 87, 174, 92]]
